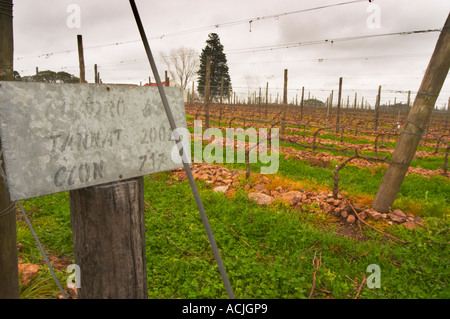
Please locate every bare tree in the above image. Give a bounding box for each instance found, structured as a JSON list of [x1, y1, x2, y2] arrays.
[[161, 47, 199, 90], [244, 73, 261, 103]]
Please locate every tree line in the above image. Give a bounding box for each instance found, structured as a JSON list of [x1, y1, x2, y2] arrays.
[[12, 70, 80, 83]]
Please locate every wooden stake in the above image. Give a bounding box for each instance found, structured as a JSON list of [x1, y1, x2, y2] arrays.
[[373, 13, 450, 213], [204, 56, 211, 129], [407, 90, 411, 111], [327, 90, 333, 117], [69, 178, 148, 298], [336, 78, 342, 133], [0, 0, 19, 299], [265, 82, 269, 117], [165, 70, 169, 87], [258, 87, 262, 116], [220, 76, 224, 104], [300, 86, 304, 121], [374, 85, 381, 131], [281, 69, 288, 134], [77, 35, 86, 83]]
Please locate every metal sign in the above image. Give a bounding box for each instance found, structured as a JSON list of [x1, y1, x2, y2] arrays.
[[0, 81, 187, 200]]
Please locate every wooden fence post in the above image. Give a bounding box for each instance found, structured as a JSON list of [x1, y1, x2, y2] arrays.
[[327, 90, 333, 117], [94, 64, 98, 84], [336, 77, 342, 133], [374, 85, 381, 131], [258, 87, 262, 117], [69, 178, 147, 299], [77, 35, 86, 83], [220, 76, 224, 104], [373, 13, 450, 213], [281, 69, 288, 134], [0, 0, 19, 299], [204, 56, 211, 129], [300, 86, 304, 122], [407, 90, 411, 111], [265, 82, 268, 117]]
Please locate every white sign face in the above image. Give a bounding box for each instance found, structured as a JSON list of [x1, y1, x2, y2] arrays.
[[0, 82, 186, 200]]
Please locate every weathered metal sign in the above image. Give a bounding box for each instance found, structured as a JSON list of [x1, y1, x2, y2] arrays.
[[0, 81, 186, 201]]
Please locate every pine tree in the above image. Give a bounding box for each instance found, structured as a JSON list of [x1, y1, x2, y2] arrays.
[[197, 33, 231, 101]]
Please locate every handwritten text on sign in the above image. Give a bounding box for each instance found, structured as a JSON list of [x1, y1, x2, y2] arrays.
[[0, 82, 186, 201]]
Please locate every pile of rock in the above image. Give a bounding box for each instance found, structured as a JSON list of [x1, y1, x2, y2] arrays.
[[172, 163, 423, 231], [363, 208, 422, 230]]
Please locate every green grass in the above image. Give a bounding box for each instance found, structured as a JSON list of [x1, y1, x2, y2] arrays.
[[224, 145, 449, 218], [15, 122, 449, 299], [144, 173, 450, 299], [16, 171, 450, 299], [283, 128, 445, 154]]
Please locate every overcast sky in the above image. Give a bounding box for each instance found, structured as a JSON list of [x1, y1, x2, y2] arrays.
[[12, 0, 450, 108]]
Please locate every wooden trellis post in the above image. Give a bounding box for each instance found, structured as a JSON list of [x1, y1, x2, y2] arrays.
[[69, 178, 147, 298], [373, 13, 450, 213], [336, 77, 342, 133], [281, 69, 288, 134], [77, 35, 86, 83], [300, 86, 304, 121], [374, 85, 381, 131], [204, 56, 211, 129], [0, 0, 19, 299]]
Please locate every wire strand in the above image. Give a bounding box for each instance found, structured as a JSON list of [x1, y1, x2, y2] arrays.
[[16, 201, 68, 299]]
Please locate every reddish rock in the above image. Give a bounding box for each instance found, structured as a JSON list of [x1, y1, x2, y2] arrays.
[[213, 186, 228, 193], [18, 263, 40, 286], [402, 221, 419, 230], [388, 213, 407, 223], [326, 198, 340, 206], [259, 176, 271, 184], [392, 209, 407, 218], [254, 184, 266, 192], [347, 215, 356, 224], [278, 191, 304, 206], [341, 211, 348, 218], [365, 208, 382, 221], [248, 193, 274, 206]]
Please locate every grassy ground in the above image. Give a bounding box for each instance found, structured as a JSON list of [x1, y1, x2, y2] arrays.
[[17, 171, 450, 299], [16, 134, 450, 298]]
